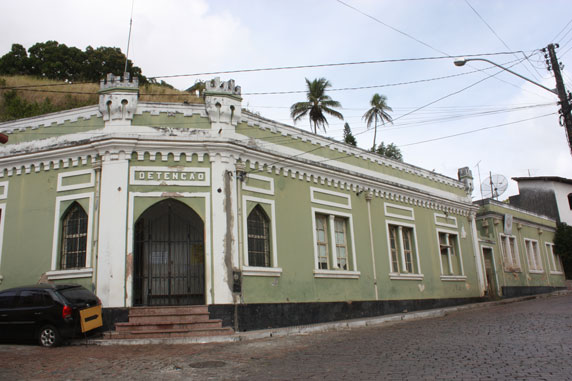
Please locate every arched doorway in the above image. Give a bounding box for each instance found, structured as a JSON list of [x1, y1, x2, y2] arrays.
[[133, 199, 205, 306]]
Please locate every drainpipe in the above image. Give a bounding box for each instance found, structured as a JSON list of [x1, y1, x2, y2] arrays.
[[366, 191, 379, 300]]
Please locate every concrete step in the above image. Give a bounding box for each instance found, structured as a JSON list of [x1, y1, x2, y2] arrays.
[[115, 320, 223, 332], [126, 313, 211, 325], [106, 327, 234, 340]]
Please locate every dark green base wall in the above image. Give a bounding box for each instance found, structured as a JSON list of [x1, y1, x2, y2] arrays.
[[100, 288, 564, 332], [208, 297, 486, 332], [501, 286, 565, 298]]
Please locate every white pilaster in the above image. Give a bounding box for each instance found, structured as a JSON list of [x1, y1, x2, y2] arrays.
[[469, 212, 486, 296], [210, 153, 239, 304], [96, 152, 130, 307]]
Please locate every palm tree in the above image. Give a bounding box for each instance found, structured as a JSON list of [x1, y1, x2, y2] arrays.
[[362, 93, 393, 150], [290, 78, 343, 134]]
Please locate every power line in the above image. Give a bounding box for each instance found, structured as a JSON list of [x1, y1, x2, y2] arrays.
[[464, 0, 543, 81], [281, 112, 558, 168], [552, 16, 572, 42], [335, 0, 448, 55], [335, 0, 551, 100], [0, 57, 521, 97], [146, 51, 522, 81], [242, 69, 498, 96], [400, 112, 557, 147]]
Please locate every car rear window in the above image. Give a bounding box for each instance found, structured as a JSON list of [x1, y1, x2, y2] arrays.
[[58, 287, 98, 306], [19, 290, 54, 307]]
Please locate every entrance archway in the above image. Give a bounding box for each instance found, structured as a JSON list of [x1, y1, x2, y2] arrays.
[[133, 199, 205, 306]]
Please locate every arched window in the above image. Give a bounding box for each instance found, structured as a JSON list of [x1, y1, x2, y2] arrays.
[[247, 205, 271, 267], [60, 202, 88, 269]]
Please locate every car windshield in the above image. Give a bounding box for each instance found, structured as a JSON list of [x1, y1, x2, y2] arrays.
[[58, 287, 98, 306]]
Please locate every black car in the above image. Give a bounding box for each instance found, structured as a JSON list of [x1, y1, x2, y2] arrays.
[[0, 284, 102, 347]]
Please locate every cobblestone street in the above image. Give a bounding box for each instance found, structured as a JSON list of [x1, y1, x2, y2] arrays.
[[1, 294, 571, 380]]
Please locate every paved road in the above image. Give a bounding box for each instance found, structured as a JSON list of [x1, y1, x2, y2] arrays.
[[1, 294, 571, 380]]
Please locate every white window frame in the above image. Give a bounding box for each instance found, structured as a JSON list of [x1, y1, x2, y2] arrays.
[[310, 187, 352, 209], [499, 233, 521, 272], [242, 174, 274, 195], [46, 192, 94, 281], [524, 238, 543, 273], [545, 242, 563, 274], [386, 220, 423, 280], [242, 196, 282, 277], [57, 169, 95, 192], [311, 207, 359, 279], [436, 228, 466, 281]]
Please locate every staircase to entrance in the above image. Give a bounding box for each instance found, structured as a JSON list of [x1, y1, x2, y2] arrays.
[[106, 305, 234, 339]]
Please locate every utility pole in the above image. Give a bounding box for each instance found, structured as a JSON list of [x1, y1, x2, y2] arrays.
[[544, 43, 572, 154]]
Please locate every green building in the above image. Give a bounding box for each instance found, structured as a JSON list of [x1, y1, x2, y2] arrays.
[[476, 199, 566, 299], [0, 74, 564, 331]]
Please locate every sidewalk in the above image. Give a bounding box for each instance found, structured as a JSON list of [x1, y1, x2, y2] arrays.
[[82, 290, 571, 346]]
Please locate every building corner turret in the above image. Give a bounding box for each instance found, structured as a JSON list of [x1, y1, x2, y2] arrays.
[[98, 73, 139, 129]]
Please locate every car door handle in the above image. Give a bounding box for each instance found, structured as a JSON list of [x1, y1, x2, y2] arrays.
[[34, 312, 42, 315], [0, 314, 7, 317]]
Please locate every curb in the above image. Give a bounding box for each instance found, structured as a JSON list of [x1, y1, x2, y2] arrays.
[[80, 290, 571, 346]]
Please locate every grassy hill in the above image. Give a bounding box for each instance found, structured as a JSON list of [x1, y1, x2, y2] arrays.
[[0, 75, 203, 122]]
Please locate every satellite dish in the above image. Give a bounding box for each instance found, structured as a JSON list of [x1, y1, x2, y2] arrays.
[[480, 173, 508, 200]]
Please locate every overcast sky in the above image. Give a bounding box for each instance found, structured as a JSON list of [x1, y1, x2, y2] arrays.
[[1, 0, 572, 199]]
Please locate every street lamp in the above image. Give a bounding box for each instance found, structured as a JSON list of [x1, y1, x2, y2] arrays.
[[454, 53, 572, 155], [453, 57, 557, 94]]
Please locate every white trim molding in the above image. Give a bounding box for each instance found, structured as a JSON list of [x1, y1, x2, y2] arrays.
[[46, 268, 93, 280], [242, 195, 281, 276], [57, 169, 95, 192], [50, 192, 94, 271], [311, 207, 360, 279], [384, 202, 415, 221], [129, 166, 210, 187], [480, 244, 502, 297], [435, 227, 466, 281], [310, 187, 352, 209], [523, 238, 544, 274], [127, 191, 212, 306], [242, 173, 275, 195], [0, 181, 8, 200], [314, 269, 360, 279], [434, 212, 458, 228], [242, 266, 283, 277], [385, 219, 423, 280]]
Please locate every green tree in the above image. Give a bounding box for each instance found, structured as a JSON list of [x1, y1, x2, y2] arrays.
[[375, 142, 403, 161], [554, 222, 572, 278], [27, 41, 85, 81], [83, 46, 145, 83], [0, 44, 29, 75], [290, 78, 343, 134], [343, 122, 357, 146], [0, 41, 146, 83], [362, 93, 393, 151]]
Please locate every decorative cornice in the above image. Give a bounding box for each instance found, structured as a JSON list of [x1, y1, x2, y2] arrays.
[[476, 212, 556, 231], [240, 110, 465, 190], [0, 133, 475, 216], [0, 105, 100, 134]]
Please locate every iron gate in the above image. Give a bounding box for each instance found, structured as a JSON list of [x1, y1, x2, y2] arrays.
[[133, 199, 205, 306]]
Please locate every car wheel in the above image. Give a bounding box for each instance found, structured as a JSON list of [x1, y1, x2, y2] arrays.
[[38, 325, 61, 347]]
